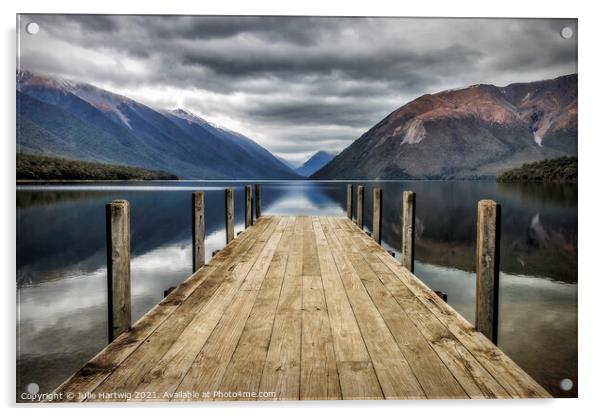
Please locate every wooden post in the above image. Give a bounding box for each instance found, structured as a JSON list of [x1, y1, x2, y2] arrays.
[[255, 184, 262, 219], [346, 184, 353, 220], [245, 185, 253, 228], [401, 191, 416, 272], [435, 291, 448, 303], [475, 199, 501, 344], [357, 185, 364, 229], [372, 187, 383, 244], [106, 200, 131, 343], [225, 187, 234, 244], [192, 191, 205, 272]]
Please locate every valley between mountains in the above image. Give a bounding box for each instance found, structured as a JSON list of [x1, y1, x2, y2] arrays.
[[17, 71, 577, 180]]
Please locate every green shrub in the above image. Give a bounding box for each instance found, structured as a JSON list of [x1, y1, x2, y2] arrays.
[[17, 153, 178, 181], [497, 157, 577, 182]]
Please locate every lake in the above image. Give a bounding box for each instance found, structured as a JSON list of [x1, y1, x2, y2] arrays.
[[16, 180, 577, 398]]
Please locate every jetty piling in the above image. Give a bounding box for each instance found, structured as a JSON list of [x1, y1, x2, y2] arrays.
[[225, 187, 234, 243], [357, 185, 364, 229], [475, 199, 501, 344], [192, 191, 205, 272], [255, 184, 262, 219], [372, 187, 383, 244], [401, 190, 416, 272], [435, 291, 448, 303], [346, 184, 353, 220], [245, 185, 253, 228], [105, 200, 131, 342]]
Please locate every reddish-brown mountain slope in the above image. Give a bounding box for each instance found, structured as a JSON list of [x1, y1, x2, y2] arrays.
[[312, 74, 577, 179]]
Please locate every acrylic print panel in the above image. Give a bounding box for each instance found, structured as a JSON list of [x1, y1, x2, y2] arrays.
[[16, 15, 577, 402]]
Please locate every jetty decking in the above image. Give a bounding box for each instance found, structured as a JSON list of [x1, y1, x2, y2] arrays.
[[53, 215, 550, 401]]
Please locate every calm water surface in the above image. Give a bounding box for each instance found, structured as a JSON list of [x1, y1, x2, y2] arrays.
[[16, 180, 577, 398]]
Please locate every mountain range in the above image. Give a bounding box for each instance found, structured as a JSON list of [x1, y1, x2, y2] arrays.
[[16, 71, 300, 179], [312, 74, 577, 179], [295, 150, 338, 177], [17, 71, 577, 181]]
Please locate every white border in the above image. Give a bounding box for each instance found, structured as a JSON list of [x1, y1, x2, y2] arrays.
[[2, 1, 600, 414]]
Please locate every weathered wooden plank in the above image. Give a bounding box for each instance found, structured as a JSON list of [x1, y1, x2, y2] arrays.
[[53, 217, 272, 402], [239, 217, 288, 291], [258, 218, 304, 400], [408, 309, 510, 399], [173, 220, 291, 401], [217, 218, 295, 400], [300, 274, 342, 400], [87, 217, 280, 401], [334, 217, 537, 398], [192, 191, 205, 272], [314, 218, 383, 399], [476, 200, 500, 343], [302, 216, 320, 276], [395, 268, 548, 398], [344, 223, 509, 399], [372, 188, 382, 245], [343, 219, 550, 398], [401, 191, 415, 272], [356, 185, 364, 229], [299, 218, 341, 400], [374, 272, 506, 399], [225, 187, 234, 243], [322, 218, 426, 399], [127, 217, 287, 400], [332, 221, 468, 399], [175, 290, 257, 401], [245, 185, 253, 228], [336, 217, 516, 398], [106, 200, 131, 342]]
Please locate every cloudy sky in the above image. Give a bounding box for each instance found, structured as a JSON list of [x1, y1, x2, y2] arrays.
[[18, 15, 577, 164]]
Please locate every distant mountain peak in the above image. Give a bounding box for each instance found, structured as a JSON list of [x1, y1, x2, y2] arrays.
[[296, 150, 338, 177], [310, 150, 337, 158]]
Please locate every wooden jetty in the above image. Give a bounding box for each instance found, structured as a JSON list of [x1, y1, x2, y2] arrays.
[[52, 185, 550, 401]]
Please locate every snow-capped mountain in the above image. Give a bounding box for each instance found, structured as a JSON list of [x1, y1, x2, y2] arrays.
[[17, 70, 300, 179]]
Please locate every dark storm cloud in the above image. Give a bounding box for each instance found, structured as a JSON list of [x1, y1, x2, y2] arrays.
[[64, 15, 120, 33], [151, 16, 327, 45], [18, 15, 577, 161], [176, 43, 482, 89], [248, 101, 384, 128]]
